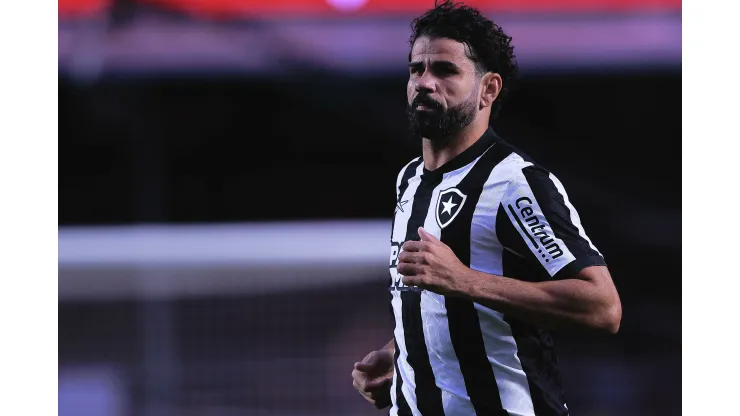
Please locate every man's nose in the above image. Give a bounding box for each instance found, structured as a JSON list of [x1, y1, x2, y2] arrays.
[[415, 71, 436, 93]]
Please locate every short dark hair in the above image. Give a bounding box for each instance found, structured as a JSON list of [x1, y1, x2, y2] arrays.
[[409, 0, 519, 119]]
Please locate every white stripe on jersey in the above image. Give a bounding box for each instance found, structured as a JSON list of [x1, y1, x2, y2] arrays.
[[390, 370, 399, 416], [390, 160, 425, 416], [501, 155, 577, 277], [548, 173, 603, 258], [390, 158, 420, 416], [470, 152, 536, 415], [396, 158, 421, 200]]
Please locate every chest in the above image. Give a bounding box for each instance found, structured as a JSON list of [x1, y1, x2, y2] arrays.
[[388, 172, 510, 293]]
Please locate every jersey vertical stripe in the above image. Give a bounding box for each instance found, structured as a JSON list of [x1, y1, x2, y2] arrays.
[[547, 173, 602, 258], [390, 160, 424, 416], [394, 157, 422, 416], [391, 337, 410, 416], [391, 158, 423, 241], [471, 152, 537, 415], [402, 172, 446, 416]]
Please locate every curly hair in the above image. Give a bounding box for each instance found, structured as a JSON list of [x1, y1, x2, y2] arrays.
[[409, 0, 519, 119]]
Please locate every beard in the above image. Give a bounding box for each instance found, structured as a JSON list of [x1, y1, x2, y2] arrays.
[[406, 93, 478, 143]]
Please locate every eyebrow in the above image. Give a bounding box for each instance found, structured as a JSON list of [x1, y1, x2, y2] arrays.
[[408, 60, 461, 72]]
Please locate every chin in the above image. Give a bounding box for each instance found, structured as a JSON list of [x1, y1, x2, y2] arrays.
[[416, 127, 453, 143]]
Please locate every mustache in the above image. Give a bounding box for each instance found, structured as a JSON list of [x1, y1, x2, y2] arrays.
[[410, 95, 444, 111]]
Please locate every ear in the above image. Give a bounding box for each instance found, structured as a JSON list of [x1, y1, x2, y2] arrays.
[[479, 72, 502, 110]]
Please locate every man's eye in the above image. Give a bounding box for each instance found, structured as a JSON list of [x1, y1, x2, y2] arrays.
[[436, 66, 456, 76]]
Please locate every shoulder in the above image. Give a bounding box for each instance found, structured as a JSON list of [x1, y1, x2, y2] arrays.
[[395, 156, 423, 188], [487, 137, 572, 199], [490, 138, 551, 184]]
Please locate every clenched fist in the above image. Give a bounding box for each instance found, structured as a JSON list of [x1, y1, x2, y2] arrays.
[[398, 227, 470, 296], [351, 349, 394, 409]]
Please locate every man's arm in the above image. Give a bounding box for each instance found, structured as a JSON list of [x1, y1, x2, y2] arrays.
[[462, 264, 621, 333], [400, 230, 621, 333]]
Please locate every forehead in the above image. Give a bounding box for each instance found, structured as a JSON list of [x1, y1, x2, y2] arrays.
[[410, 36, 473, 67]]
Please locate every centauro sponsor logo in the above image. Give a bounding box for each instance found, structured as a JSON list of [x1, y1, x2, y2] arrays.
[[508, 196, 564, 262]]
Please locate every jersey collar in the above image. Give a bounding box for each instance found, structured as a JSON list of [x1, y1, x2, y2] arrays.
[[422, 127, 498, 177]]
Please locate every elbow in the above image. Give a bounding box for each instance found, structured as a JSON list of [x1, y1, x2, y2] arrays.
[[597, 298, 622, 334]]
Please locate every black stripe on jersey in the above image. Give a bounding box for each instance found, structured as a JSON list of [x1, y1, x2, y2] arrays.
[[441, 141, 512, 416], [391, 158, 423, 416], [402, 174, 445, 416], [503, 317, 567, 415], [520, 166, 605, 280]]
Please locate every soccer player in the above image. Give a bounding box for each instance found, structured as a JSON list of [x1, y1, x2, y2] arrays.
[[351, 2, 622, 415]]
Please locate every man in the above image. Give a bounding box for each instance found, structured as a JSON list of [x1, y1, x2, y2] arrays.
[[351, 1, 622, 415]]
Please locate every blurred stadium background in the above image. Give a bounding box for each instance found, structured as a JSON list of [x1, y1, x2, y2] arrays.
[[58, 1, 681, 415]]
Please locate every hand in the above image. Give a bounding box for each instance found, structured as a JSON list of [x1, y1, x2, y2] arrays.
[[351, 349, 394, 409], [398, 227, 470, 296]]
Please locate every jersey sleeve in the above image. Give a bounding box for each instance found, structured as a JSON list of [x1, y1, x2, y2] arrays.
[[496, 165, 606, 280]]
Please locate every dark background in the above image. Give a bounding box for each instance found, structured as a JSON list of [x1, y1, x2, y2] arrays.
[[59, 71, 680, 225]]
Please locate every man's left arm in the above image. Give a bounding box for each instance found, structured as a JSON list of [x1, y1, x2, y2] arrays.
[[398, 167, 621, 333], [399, 232, 621, 333], [464, 263, 620, 333]]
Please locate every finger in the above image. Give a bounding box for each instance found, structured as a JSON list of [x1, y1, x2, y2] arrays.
[[362, 350, 383, 365], [418, 227, 440, 243], [398, 251, 427, 265], [401, 240, 428, 252], [397, 263, 421, 276], [355, 361, 376, 372], [354, 379, 372, 398], [402, 274, 422, 287], [403, 275, 434, 292], [352, 369, 365, 383], [365, 377, 390, 391], [354, 375, 368, 392]]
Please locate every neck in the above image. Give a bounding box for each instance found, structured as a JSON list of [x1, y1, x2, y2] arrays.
[[422, 121, 490, 171]]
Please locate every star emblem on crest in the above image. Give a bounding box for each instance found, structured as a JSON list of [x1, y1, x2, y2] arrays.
[[440, 196, 457, 215]]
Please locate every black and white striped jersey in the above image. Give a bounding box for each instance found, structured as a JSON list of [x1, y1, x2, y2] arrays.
[[388, 128, 606, 416]]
